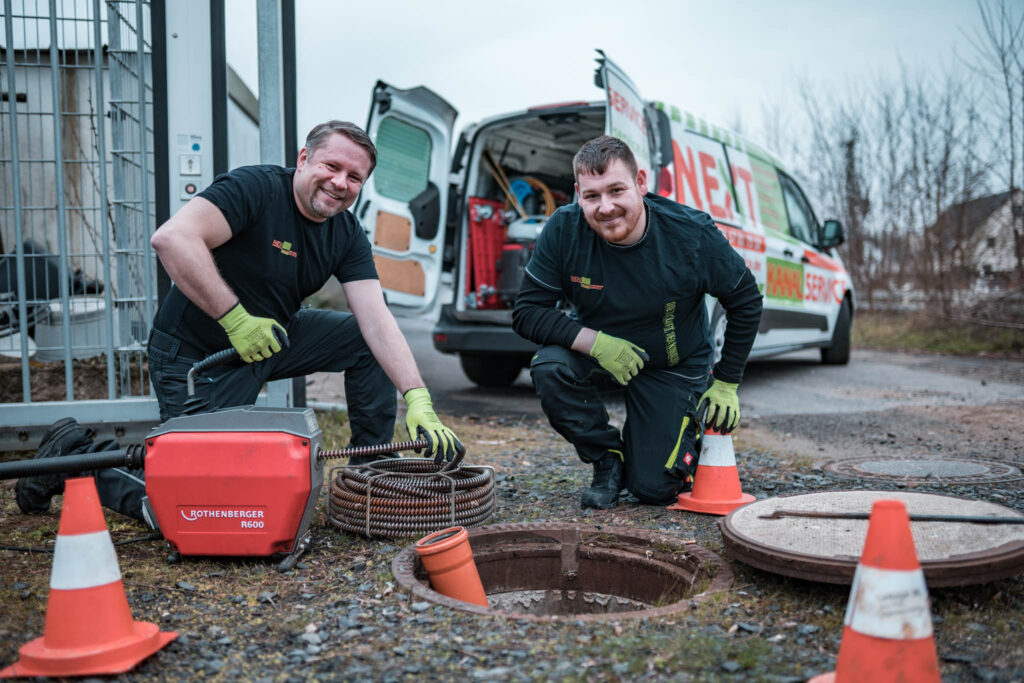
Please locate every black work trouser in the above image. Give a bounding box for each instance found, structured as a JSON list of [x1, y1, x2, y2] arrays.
[[530, 345, 707, 505], [95, 308, 396, 522]]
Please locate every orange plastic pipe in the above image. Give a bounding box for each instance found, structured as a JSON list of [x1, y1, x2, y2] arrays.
[[415, 526, 488, 607]]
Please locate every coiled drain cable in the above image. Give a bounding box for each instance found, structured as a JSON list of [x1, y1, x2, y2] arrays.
[[321, 440, 495, 538]]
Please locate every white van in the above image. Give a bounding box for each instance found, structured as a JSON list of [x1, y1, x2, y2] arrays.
[[354, 52, 854, 387]]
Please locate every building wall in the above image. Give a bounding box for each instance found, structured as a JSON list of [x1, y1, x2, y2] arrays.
[[974, 196, 1021, 279]]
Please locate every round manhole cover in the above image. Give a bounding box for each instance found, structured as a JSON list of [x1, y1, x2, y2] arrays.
[[822, 456, 1024, 485], [720, 491, 1024, 587], [392, 523, 733, 621]]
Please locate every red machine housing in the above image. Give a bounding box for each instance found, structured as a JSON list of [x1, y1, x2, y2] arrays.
[[467, 197, 507, 309], [143, 407, 322, 562]]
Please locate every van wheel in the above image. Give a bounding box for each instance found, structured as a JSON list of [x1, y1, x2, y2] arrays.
[[711, 304, 727, 366], [821, 299, 852, 365], [460, 354, 524, 387]]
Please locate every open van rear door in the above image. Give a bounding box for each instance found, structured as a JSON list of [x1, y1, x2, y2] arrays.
[[596, 51, 655, 181], [355, 81, 457, 313]]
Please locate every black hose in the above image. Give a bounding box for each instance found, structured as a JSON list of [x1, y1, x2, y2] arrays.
[[186, 348, 239, 397], [0, 532, 163, 554], [184, 328, 288, 411], [0, 445, 144, 480]]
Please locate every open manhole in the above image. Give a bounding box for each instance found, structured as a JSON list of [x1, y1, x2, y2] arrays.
[[721, 491, 1024, 587], [392, 523, 733, 621], [822, 455, 1024, 485]]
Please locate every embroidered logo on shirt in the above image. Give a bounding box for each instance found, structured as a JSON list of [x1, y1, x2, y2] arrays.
[[570, 275, 604, 290], [272, 240, 297, 258]]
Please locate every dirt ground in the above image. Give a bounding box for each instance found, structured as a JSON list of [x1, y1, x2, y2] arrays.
[[2, 366, 1024, 680], [736, 402, 1024, 466], [0, 355, 148, 403]]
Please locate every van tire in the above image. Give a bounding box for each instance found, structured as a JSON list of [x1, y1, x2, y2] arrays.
[[821, 299, 852, 365], [460, 353, 524, 387], [711, 304, 727, 366]]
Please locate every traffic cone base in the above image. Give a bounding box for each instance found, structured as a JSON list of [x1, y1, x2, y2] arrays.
[[670, 487, 756, 515], [0, 478, 176, 678], [4, 622, 177, 677], [668, 430, 754, 516]]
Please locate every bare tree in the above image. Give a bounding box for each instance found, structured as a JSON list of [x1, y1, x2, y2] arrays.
[[786, 62, 986, 313], [795, 78, 870, 289]]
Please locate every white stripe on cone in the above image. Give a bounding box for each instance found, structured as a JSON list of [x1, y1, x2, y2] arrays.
[[50, 530, 122, 590], [843, 564, 933, 640], [697, 433, 736, 467]]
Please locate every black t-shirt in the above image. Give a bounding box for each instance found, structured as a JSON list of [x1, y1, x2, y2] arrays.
[[152, 165, 378, 353], [516, 193, 750, 376]]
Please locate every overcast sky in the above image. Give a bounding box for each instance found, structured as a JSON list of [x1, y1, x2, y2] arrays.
[[225, 0, 985, 156]]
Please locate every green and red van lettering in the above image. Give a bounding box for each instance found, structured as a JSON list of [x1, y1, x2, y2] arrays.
[[766, 258, 803, 302], [717, 224, 766, 277], [805, 271, 846, 305], [699, 151, 730, 220], [608, 86, 647, 134], [731, 165, 755, 222], [672, 140, 703, 211], [717, 224, 766, 254]]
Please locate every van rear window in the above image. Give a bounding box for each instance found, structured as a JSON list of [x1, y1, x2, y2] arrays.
[[373, 117, 432, 202]]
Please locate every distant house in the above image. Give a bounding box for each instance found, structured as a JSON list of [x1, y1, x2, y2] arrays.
[[928, 190, 1023, 291]]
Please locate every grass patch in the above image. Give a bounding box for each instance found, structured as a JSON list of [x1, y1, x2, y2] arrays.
[[853, 311, 1024, 356]]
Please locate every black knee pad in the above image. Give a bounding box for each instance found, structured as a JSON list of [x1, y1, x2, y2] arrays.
[[529, 359, 567, 388], [627, 476, 681, 506]]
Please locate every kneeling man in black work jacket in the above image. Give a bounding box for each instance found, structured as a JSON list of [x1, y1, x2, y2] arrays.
[[15, 121, 460, 523], [512, 135, 762, 510]]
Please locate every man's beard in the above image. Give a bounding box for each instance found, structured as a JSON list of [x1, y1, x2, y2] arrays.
[[309, 190, 346, 219]]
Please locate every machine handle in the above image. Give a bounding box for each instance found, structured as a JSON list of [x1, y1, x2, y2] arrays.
[[0, 447, 143, 480], [187, 327, 289, 397]]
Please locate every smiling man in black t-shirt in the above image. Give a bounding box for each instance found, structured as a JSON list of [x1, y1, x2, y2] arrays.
[[20, 121, 462, 522], [513, 135, 762, 510]]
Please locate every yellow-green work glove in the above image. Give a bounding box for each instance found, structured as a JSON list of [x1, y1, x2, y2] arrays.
[[217, 303, 287, 363], [697, 379, 741, 434], [404, 387, 463, 463], [590, 331, 649, 385]]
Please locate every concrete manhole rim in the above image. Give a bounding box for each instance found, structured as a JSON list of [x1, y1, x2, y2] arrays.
[[720, 490, 1024, 587], [820, 455, 1024, 485], [392, 522, 734, 622]]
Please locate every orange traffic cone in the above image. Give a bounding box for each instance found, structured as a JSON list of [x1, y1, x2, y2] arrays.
[[809, 499, 941, 683], [415, 526, 489, 607], [668, 426, 754, 515], [1, 477, 177, 678]]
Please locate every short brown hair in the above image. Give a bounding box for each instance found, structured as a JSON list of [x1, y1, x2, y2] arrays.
[[304, 120, 377, 174], [573, 135, 638, 181]]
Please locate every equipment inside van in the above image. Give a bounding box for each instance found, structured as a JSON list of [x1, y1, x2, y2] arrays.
[[355, 52, 854, 387]]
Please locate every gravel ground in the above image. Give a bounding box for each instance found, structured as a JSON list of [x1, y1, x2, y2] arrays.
[[2, 397, 1024, 680]]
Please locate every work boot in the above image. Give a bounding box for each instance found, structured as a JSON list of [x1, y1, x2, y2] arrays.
[[15, 417, 94, 514], [580, 451, 624, 510]]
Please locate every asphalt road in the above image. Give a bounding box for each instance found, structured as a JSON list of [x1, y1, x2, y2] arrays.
[[305, 313, 1024, 419]]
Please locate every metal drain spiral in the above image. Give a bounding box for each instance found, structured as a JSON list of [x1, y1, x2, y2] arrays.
[[327, 457, 495, 538]]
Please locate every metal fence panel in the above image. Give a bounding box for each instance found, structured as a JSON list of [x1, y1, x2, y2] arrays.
[[0, 0, 159, 450]]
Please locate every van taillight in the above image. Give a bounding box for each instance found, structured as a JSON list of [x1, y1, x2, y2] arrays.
[[657, 166, 673, 198]]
